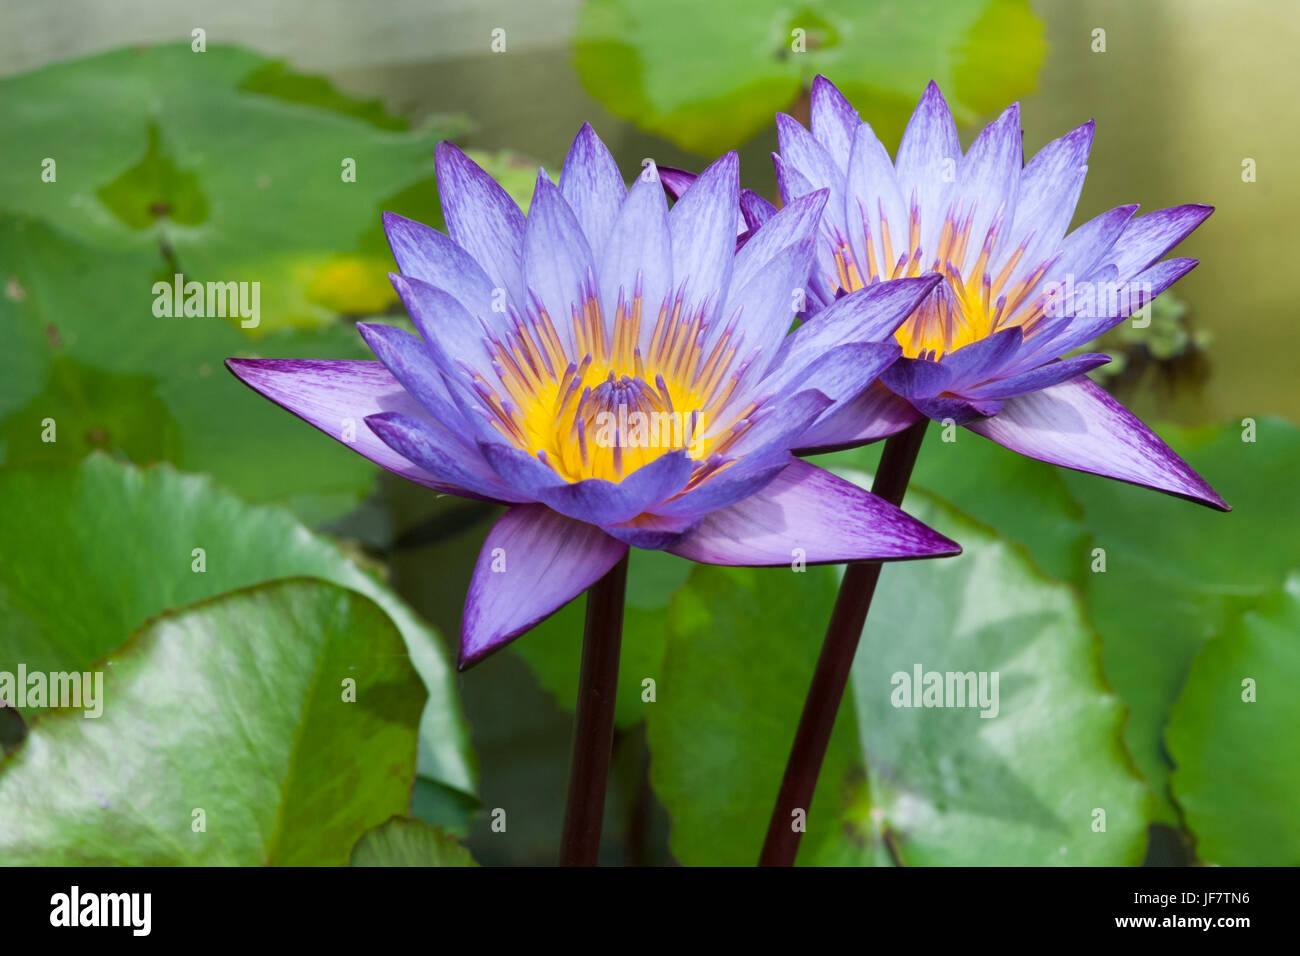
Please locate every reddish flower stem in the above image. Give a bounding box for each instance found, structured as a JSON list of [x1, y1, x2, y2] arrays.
[[759, 419, 929, 866], [559, 551, 629, 866]]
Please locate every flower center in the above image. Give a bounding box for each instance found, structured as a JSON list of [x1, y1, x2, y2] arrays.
[[831, 199, 1055, 360], [471, 279, 761, 484]]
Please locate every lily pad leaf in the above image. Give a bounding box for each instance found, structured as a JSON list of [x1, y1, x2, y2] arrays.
[[0, 579, 424, 866], [574, 0, 1045, 155], [350, 817, 479, 867], [647, 480, 1148, 865], [1167, 574, 1300, 865], [0, 454, 474, 798]]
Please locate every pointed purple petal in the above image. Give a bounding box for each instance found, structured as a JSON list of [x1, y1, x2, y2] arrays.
[[793, 382, 923, 454], [460, 505, 628, 667], [965, 353, 1111, 400], [809, 74, 860, 169], [602, 162, 674, 350], [480, 444, 695, 527], [766, 274, 942, 379], [1105, 203, 1213, 279], [965, 376, 1228, 510], [668, 459, 960, 566], [895, 81, 961, 250], [559, 122, 625, 253], [225, 358, 470, 497], [382, 212, 499, 319], [435, 141, 527, 308], [668, 151, 739, 326], [524, 170, 596, 356], [365, 411, 530, 503]]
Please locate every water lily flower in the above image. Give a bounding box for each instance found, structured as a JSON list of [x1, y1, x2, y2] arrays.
[[227, 124, 960, 667], [669, 78, 1226, 510]]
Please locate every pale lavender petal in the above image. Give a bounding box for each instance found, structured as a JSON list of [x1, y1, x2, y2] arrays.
[[355, 321, 471, 437], [1052, 204, 1138, 280], [809, 74, 860, 170], [668, 459, 960, 566], [879, 354, 953, 399], [382, 212, 499, 319], [728, 189, 827, 300], [461, 505, 628, 667], [766, 274, 942, 379], [964, 354, 1111, 400], [365, 411, 531, 503], [894, 81, 961, 251], [602, 162, 674, 351], [760, 341, 901, 417], [965, 376, 1228, 510], [1009, 120, 1093, 275], [385, 274, 496, 383], [435, 141, 527, 308], [776, 113, 848, 241], [846, 121, 908, 284], [1025, 257, 1198, 364], [1105, 204, 1213, 279], [939, 326, 1024, 388], [668, 152, 739, 327], [740, 189, 778, 233], [715, 237, 815, 364], [951, 103, 1022, 274], [559, 122, 626, 253], [793, 382, 923, 454], [524, 169, 596, 356], [225, 358, 469, 497], [480, 444, 695, 527]]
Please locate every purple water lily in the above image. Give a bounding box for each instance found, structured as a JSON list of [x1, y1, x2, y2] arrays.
[[227, 124, 960, 667], [668, 77, 1226, 511]]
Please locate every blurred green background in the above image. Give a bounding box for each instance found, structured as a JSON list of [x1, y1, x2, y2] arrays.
[[0, 0, 1295, 867]]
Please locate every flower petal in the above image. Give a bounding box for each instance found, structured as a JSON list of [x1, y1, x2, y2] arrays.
[[965, 376, 1229, 509], [669, 151, 739, 326], [460, 505, 628, 667], [846, 121, 908, 282], [224, 358, 467, 496], [792, 382, 923, 454], [435, 141, 527, 308], [355, 321, 472, 437], [365, 411, 531, 503], [524, 169, 597, 356], [809, 74, 859, 169], [894, 81, 961, 251], [480, 444, 695, 527], [765, 274, 942, 379], [965, 353, 1111, 400], [559, 122, 625, 253], [951, 103, 1022, 274], [668, 459, 961, 566], [602, 161, 674, 351], [1105, 203, 1212, 279], [382, 212, 498, 319]]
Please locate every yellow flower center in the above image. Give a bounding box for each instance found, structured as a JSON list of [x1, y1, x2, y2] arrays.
[[472, 287, 758, 484], [832, 201, 1053, 360]]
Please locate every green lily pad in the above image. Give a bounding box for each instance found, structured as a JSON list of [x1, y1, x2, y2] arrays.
[[0, 579, 424, 865], [0, 454, 474, 799], [1060, 417, 1300, 821], [1167, 574, 1300, 865], [575, 0, 1045, 155], [647, 481, 1148, 865], [350, 817, 479, 867], [0, 44, 463, 334], [0, 212, 386, 523]]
